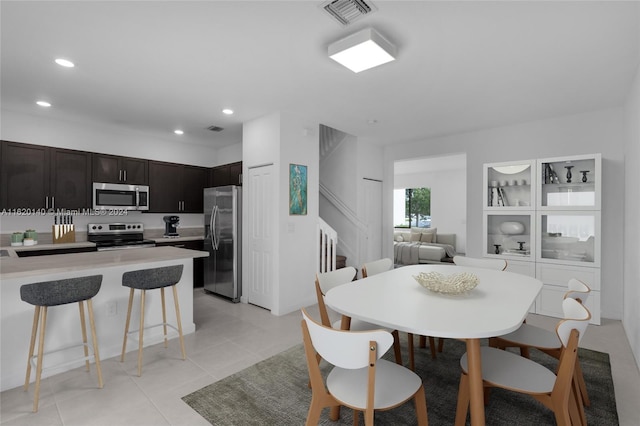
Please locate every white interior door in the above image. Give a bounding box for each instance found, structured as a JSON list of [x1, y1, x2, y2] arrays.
[[363, 178, 383, 263], [247, 165, 274, 310]]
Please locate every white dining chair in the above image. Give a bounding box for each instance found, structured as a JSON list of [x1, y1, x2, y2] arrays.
[[316, 267, 404, 365], [362, 258, 437, 369], [455, 298, 591, 426], [490, 278, 592, 408], [452, 255, 507, 271], [301, 308, 429, 426]]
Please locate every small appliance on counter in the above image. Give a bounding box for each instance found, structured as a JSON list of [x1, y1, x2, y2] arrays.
[[163, 215, 180, 237]]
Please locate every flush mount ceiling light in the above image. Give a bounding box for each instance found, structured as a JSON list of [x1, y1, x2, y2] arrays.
[[174, 129, 184, 135], [222, 108, 234, 115], [36, 100, 51, 107], [328, 27, 396, 73], [55, 58, 75, 68]]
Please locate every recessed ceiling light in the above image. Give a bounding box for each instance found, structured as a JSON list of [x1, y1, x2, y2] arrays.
[[174, 129, 184, 135], [222, 109, 234, 115], [55, 58, 75, 68], [36, 101, 51, 107]]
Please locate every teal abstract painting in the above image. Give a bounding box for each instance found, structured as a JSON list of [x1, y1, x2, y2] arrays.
[[289, 164, 307, 215]]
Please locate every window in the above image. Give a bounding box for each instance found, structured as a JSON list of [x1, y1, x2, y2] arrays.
[[394, 187, 431, 228]]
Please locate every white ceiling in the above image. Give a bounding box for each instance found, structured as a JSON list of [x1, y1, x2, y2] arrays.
[[1, 1, 638, 150]]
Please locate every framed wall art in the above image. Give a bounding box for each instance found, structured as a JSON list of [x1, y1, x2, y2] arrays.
[[289, 163, 307, 215]]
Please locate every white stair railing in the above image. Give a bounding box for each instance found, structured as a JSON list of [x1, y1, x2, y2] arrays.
[[318, 218, 338, 273]]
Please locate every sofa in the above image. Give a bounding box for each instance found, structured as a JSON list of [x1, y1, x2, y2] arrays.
[[393, 227, 457, 265]]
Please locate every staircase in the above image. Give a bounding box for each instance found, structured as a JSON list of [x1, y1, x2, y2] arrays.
[[318, 218, 346, 273]]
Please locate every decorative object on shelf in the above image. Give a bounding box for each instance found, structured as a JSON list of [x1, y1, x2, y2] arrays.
[[413, 272, 479, 294], [565, 165, 574, 183], [580, 170, 589, 182], [517, 241, 525, 251], [499, 221, 525, 235], [494, 244, 501, 254]]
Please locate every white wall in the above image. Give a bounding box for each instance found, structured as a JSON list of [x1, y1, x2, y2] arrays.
[[0, 109, 218, 166], [242, 111, 319, 316], [383, 107, 625, 320], [623, 60, 640, 366], [216, 142, 242, 166]]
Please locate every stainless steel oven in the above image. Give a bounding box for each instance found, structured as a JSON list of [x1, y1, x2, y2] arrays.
[[93, 182, 149, 211], [88, 222, 156, 251]]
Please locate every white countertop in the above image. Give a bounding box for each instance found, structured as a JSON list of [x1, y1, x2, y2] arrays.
[[0, 246, 208, 280]]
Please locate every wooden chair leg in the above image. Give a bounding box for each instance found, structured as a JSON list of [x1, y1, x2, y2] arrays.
[[24, 306, 41, 390], [137, 290, 145, 377], [429, 337, 437, 359], [413, 385, 429, 426], [392, 330, 403, 365], [78, 301, 90, 371], [121, 288, 135, 361], [353, 410, 360, 426], [454, 373, 469, 426], [161, 287, 168, 347], [437, 337, 445, 353], [33, 306, 48, 413], [408, 333, 415, 371], [520, 346, 531, 358], [87, 299, 104, 388], [575, 359, 590, 407], [419, 335, 426, 348], [172, 285, 187, 360]]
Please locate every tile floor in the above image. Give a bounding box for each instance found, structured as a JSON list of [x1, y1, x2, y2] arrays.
[[1, 288, 639, 425]]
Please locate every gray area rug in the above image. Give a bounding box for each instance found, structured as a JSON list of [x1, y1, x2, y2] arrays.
[[182, 336, 618, 425]]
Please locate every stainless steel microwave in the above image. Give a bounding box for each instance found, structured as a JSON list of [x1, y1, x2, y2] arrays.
[[92, 182, 149, 211]]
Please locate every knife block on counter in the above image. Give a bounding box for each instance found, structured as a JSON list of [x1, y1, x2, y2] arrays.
[[52, 225, 76, 244]]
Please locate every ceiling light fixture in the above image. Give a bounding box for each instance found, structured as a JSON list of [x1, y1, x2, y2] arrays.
[[222, 109, 234, 115], [174, 129, 184, 135], [55, 58, 75, 68], [328, 27, 396, 73], [36, 101, 51, 107]]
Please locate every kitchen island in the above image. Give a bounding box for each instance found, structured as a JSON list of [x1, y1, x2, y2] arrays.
[[0, 246, 208, 392]]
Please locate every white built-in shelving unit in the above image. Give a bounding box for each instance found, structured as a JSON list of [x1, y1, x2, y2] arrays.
[[483, 154, 601, 323]]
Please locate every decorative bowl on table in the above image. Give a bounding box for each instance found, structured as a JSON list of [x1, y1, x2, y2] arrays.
[[413, 272, 479, 294]]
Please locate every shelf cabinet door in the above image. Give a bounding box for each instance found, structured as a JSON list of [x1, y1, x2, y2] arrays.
[[483, 160, 535, 210], [537, 154, 601, 210], [1, 141, 50, 209], [483, 212, 535, 260], [536, 211, 600, 267], [50, 148, 92, 209]]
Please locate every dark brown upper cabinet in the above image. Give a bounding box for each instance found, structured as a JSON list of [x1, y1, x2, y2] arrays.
[[210, 161, 242, 187], [148, 161, 208, 213], [92, 153, 148, 184], [1, 141, 91, 210]]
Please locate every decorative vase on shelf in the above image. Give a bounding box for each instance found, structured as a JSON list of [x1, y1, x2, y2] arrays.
[[565, 165, 574, 183], [499, 221, 525, 235], [580, 170, 589, 182]]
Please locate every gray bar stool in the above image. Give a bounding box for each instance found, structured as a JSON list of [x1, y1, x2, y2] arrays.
[[120, 265, 186, 376], [20, 275, 103, 412]]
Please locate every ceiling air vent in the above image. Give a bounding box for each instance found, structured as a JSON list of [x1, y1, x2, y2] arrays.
[[207, 125, 224, 132], [321, 0, 376, 26]]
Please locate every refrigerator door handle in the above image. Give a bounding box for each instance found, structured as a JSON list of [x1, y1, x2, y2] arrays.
[[211, 205, 219, 250]]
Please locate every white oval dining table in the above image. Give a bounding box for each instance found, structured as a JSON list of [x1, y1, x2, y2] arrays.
[[324, 264, 543, 426]]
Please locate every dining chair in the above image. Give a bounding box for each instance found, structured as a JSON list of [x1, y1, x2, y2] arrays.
[[301, 308, 429, 426], [422, 256, 507, 355], [455, 297, 591, 426], [316, 267, 403, 365], [452, 255, 508, 271], [362, 258, 437, 369], [490, 278, 592, 408]]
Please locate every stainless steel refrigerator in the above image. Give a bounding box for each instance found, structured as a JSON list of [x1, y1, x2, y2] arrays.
[[203, 185, 241, 302]]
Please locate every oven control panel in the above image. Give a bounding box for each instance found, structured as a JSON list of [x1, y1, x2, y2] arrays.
[[88, 222, 144, 235]]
